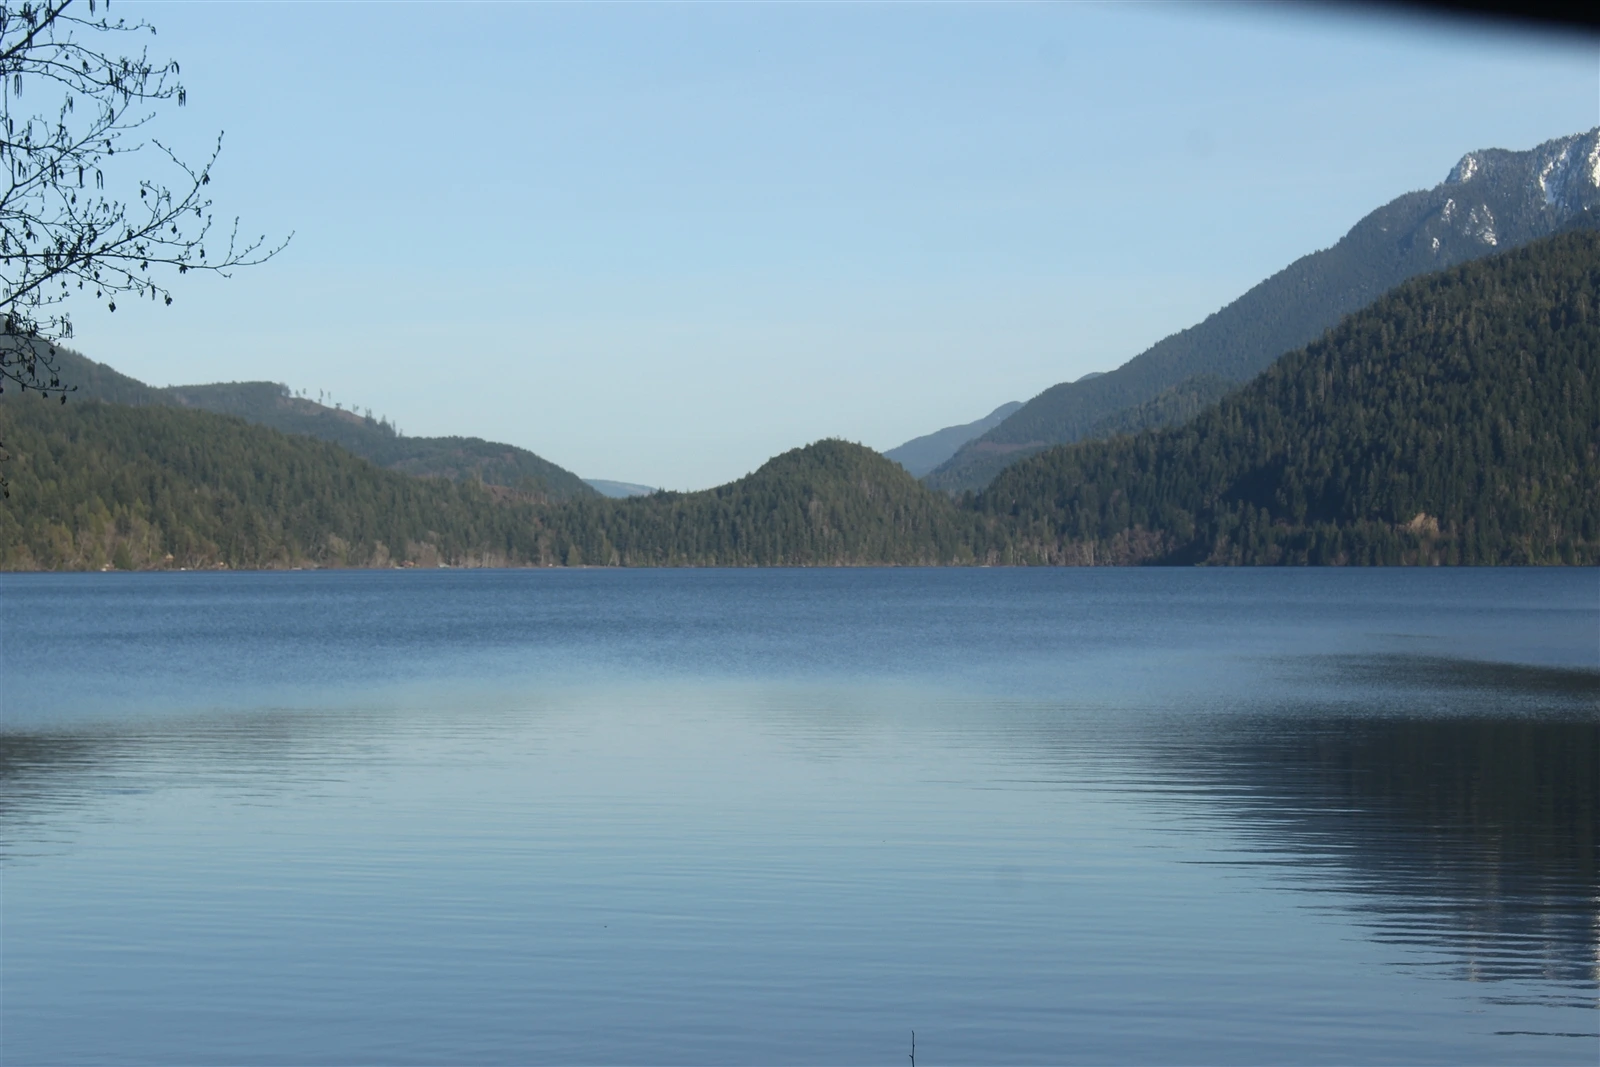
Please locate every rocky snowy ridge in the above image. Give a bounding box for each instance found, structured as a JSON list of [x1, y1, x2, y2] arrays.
[[1438, 128, 1599, 248]]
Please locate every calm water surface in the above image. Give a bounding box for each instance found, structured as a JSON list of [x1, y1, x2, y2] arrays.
[[2, 569, 1596, 1065]]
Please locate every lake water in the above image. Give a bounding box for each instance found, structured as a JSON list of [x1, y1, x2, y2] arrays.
[[2, 569, 1596, 1065]]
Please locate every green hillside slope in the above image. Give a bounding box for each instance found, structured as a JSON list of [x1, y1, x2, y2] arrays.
[[17, 347, 159, 407], [160, 381, 596, 500], [41, 351, 596, 501], [978, 230, 1600, 565], [0, 399, 547, 570], [930, 128, 1600, 491], [536, 439, 987, 566], [0, 401, 982, 569]]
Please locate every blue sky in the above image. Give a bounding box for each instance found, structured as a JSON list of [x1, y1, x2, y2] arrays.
[[74, 2, 1598, 489]]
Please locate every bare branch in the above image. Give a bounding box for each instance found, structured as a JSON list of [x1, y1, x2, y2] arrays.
[[0, 0, 287, 402]]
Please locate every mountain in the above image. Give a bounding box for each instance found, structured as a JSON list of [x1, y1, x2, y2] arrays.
[[42, 349, 596, 501], [5, 232, 1593, 570], [884, 400, 1023, 477], [1077, 374, 1237, 441], [584, 479, 657, 498], [977, 230, 1600, 565], [539, 440, 986, 566], [0, 413, 982, 569], [16, 346, 160, 407], [0, 397, 547, 570], [928, 128, 1600, 491]]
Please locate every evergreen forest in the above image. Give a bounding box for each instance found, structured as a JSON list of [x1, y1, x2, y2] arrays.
[[2, 230, 1595, 570], [980, 230, 1600, 565], [39, 349, 597, 501]]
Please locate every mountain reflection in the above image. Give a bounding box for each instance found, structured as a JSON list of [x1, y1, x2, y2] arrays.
[[4, 652, 1595, 1014], [0, 706, 400, 850], [1125, 655, 1598, 1000]]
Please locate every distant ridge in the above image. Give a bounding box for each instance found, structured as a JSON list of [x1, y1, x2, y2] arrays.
[[884, 401, 1022, 477], [928, 128, 1600, 491], [584, 479, 657, 499], [40, 350, 595, 502]]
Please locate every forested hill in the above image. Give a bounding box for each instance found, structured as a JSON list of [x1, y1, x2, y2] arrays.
[[928, 128, 1600, 492], [978, 229, 1600, 566], [0, 399, 549, 570], [3, 232, 1594, 570], [534, 440, 988, 566], [39, 349, 596, 501], [0, 401, 981, 569]]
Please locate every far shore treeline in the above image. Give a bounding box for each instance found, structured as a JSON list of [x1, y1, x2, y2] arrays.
[[2, 230, 1597, 570]]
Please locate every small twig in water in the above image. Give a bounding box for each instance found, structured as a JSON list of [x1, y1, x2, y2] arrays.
[[909, 1029, 915, 1067]]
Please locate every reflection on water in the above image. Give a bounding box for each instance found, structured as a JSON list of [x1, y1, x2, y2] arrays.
[[1331, 653, 1600, 700], [978, 652, 1599, 1017], [1155, 699, 1596, 997], [1, 570, 1596, 1064]]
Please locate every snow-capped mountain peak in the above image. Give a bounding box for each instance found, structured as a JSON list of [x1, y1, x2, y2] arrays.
[[1446, 153, 1480, 184]]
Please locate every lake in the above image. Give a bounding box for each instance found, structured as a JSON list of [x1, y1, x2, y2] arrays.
[[2, 568, 1596, 1065]]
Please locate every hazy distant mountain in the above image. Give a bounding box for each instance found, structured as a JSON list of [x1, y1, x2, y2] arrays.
[[884, 400, 1022, 477], [40, 350, 596, 502], [928, 128, 1600, 491], [585, 479, 656, 498]]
